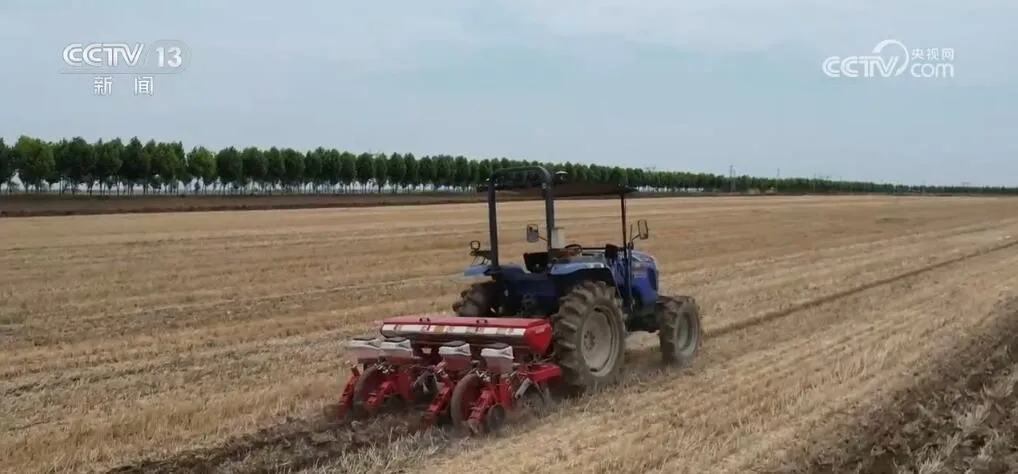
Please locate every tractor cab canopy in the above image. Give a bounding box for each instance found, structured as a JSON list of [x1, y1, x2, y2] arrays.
[[471, 165, 644, 272]]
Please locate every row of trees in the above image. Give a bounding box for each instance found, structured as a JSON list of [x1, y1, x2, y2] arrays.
[[0, 135, 1014, 195]]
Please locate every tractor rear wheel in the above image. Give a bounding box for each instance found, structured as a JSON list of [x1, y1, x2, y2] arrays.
[[550, 280, 626, 396], [452, 281, 501, 317], [657, 295, 702, 367]]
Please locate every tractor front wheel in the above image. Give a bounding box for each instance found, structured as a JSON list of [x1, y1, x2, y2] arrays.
[[550, 281, 626, 396], [656, 295, 702, 367], [452, 281, 501, 317]]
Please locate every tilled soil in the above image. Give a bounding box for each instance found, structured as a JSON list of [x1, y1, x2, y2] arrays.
[[103, 415, 421, 474], [786, 299, 1018, 474]]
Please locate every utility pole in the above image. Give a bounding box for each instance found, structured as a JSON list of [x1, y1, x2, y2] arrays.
[[729, 165, 735, 193]]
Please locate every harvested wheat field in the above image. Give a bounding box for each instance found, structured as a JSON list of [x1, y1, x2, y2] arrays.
[[3, 195, 1018, 474]]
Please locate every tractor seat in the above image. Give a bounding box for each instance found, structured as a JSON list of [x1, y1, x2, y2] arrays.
[[548, 245, 583, 260], [441, 340, 469, 348], [484, 342, 510, 350], [604, 244, 620, 260], [523, 252, 549, 273]]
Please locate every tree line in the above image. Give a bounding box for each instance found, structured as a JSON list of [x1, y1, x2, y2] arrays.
[[0, 135, 1013, 196]]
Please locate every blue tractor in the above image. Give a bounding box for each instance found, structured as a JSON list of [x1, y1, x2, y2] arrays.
[[452, 166, 702, 395]]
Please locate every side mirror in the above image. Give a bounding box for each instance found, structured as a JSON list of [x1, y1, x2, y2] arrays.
[[636, 219, 649, 240], [525, 224, 541, 243]]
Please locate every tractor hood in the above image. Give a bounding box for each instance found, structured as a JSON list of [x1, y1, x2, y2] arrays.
[[630, 250, 658, 269]]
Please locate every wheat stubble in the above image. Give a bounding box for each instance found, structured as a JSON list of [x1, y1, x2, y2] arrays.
[[2, 196, 1017, 473]]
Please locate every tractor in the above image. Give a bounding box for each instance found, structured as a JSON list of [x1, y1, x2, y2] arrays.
[[452, 166, 702, 394], [335, 166, 701, 435]]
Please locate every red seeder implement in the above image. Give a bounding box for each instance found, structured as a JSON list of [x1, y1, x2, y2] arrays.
[[336, 314, 558, 434]]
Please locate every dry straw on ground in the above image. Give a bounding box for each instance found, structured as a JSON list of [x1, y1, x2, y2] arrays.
[[2, 195, 1018, 474]]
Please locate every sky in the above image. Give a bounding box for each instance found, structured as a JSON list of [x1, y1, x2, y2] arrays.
[[0, 0, 1016, 186]]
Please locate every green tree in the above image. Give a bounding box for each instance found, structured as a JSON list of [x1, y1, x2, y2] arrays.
[[355, 152, 374, 192], [417, 156, 435, 190], [7, 136, 1002, 197], [476, 159, 492, 188], [467, 160, 479, 188], [94, 138, 124, 195], [215, 146, 243, 192], [169, 141, 189, 192], [140, 140, 160, 193], [452, 156, 470, 190], [372, 153, 388, 192], [151, 142, 183, 193], [280, 148, 304, 191], [434, 155, 454, 189], [66, 137, 97, 193], [119, 137, 148, 195], [488, 157, 502, 175], [13, 135, 55, 192], [304, 148, 325, 193], [338, 152, 357, 192], [608, 166, 627, 185], [570, 164, 588, 185], [0, 138, 12, 192], [240, 147, 267, 192], [402, 153, 418, 191], [321, 149, 342, 191], [186, 146, 216, 193], [51, 139, 72, 193], [387, 153, 406, 193], [264, 147, 285, 192]]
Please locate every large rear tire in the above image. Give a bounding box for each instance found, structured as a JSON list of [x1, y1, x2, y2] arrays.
[[452, 281, 501, 317], [657, 295, 702, 367], [550, 280, 626, 396]]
